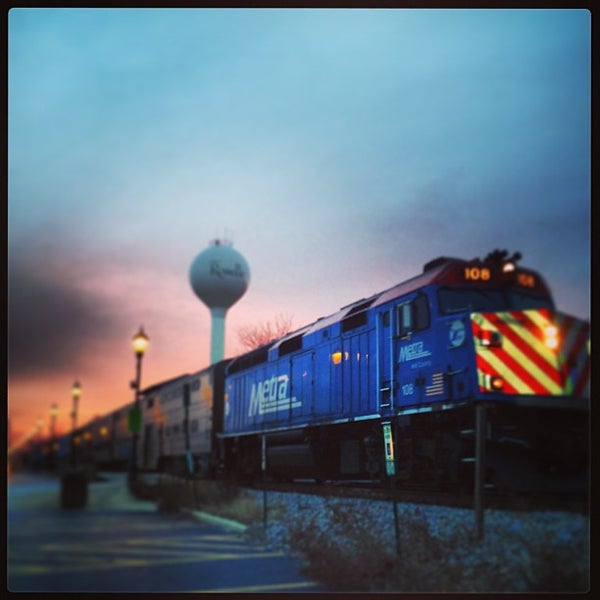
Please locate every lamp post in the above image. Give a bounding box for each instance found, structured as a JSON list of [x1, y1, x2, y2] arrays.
[[69, 381, 82, 468], [60, 381, 89, 508], [128, 326, 150, 485], [49, 403, 58, 471]]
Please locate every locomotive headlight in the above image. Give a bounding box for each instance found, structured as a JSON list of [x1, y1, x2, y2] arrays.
[[484, 374, 505, 391], [544, 325, 559, 350]]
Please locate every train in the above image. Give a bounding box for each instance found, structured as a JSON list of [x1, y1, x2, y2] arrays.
[[28, 250, 590, 494]]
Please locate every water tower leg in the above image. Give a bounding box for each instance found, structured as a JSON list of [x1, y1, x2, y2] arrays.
[[210, 307, 227, 364]]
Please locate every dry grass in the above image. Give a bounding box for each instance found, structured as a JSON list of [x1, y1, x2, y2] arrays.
[[132, 476, 268, 524], [285, 500, 589, 593]]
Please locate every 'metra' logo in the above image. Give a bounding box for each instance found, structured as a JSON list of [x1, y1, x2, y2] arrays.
[[248, 375, 301, 417]]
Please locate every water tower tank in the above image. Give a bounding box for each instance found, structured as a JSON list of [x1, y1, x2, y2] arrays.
[[189, 239, 250, 364]]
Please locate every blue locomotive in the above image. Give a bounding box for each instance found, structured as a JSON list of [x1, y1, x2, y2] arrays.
[[219, 250, 589, 491], [28, 250, 589, 493]]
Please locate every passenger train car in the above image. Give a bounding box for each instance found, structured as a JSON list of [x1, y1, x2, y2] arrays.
[[32, 250, 589, 494]]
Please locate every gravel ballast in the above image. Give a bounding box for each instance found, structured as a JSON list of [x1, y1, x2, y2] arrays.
[[242, 488, 589, 593]]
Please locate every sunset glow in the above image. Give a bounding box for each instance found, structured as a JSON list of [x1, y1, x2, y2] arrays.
[[8, 8, 590, 448]]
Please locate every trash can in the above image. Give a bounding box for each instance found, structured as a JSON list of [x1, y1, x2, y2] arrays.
[[61, 469, 88, 509]]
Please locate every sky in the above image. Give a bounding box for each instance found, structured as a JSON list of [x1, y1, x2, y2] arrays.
[[7, 8, 591, 447]]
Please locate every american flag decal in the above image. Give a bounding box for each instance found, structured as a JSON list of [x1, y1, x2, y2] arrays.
[[425, 372, 445, 396]]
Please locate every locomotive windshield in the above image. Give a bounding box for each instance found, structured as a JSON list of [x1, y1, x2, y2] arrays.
[[438, 287, 554, 315]]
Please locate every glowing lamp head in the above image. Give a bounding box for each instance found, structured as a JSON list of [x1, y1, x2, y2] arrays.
[[50, 403, 59, 418], [331, 351, 343, 365], [544, 324, 559, 350], [484, 374, 505, 391], [132, 326, 150, 356], [71, 381, 82, 399], [490, 376, 505, 391]]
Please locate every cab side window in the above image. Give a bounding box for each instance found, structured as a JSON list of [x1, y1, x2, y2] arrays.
[[397, 293, 430, 338]]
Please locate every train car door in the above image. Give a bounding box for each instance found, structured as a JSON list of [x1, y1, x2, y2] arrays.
[[312, 337, 341, 418], [377, 308, 394, 411], [342, 330, 373, 417], [395, 293, 440, 408]]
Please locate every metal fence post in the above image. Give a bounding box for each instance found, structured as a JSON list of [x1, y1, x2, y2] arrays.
[[382, 421, 401, 556], [474, 403, 486, 540], [261, 434, 267, 532]]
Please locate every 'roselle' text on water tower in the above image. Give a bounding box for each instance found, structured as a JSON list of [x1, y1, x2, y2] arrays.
[[189, 239, 250, 364]]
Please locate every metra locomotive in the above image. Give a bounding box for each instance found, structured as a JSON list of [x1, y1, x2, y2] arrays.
[[37, 250, 590, 493]]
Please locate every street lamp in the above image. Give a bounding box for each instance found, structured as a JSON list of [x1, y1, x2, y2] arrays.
[[129, 326, 150, 485], [50, 403, 58, 471], [50, 403, 59, 438], [61, 381, 88, 508], [70, 381, 82, 468]]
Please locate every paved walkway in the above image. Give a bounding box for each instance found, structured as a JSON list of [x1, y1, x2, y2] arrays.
[[7, 471, 324, 593]]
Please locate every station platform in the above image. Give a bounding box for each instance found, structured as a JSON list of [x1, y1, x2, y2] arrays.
[[7, 471, 324, 593]]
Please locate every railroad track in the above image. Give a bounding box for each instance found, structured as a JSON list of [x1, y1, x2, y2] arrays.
[[247, 478, 589, 514]]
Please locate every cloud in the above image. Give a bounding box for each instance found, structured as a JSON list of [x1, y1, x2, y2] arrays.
[[7, 239, 127, 378]]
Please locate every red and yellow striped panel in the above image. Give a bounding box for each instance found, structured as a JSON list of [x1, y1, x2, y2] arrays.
[[471, 308, 590, 397]]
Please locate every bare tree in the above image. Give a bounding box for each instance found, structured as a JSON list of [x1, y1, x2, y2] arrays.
[[237, 313, 294, 350]]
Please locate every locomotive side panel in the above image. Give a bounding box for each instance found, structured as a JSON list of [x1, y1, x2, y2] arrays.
[[313, 339, 342, 418], [224, 316, 382, 437], [289, 351, 314, 422], [393, 290, 478, 413], [338, 329, 376, 417]]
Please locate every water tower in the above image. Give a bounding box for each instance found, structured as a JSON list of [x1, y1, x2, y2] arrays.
[[189, 239, 250, 364]]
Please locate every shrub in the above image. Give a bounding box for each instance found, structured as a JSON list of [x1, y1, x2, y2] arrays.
[[286, 500, 463, 592], [147, 476, 268, 525], [513, 523, 590, 593]]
